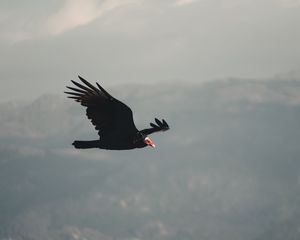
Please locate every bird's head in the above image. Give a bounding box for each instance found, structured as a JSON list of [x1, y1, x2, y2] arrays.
[[134, 132, 155, 148], [143, 136, 155, 148]]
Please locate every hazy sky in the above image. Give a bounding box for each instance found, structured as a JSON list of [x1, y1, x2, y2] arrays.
[[0, 0, 300, 102]]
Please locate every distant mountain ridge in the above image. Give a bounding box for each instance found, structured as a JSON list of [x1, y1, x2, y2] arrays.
[[0, 78, 300, 240]]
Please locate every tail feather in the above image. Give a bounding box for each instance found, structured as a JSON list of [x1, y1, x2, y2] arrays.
[[72, 140, 100, 149]]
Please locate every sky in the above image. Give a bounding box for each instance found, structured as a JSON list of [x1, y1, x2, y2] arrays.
[[0, 0, 300, 102], [1, 2, 300, 238]]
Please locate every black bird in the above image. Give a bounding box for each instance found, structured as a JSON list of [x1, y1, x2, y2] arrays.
[[65, 76, 170, 150]]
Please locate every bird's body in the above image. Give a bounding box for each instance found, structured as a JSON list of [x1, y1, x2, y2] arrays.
[[65, 76, 169, 150]]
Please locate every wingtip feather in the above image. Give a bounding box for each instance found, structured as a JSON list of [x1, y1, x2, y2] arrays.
[[155, 118, 163, 127], [78, 76, 100, 93], [96, 82, 113, 100]]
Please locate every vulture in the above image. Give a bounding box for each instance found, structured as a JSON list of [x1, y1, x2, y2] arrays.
[[65, 76, 170, 150]]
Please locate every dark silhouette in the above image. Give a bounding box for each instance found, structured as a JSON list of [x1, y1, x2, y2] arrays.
[[65, 76, 169, 150]]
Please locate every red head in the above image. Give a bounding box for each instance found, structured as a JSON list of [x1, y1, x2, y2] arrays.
[[144, 136, 155, 148]]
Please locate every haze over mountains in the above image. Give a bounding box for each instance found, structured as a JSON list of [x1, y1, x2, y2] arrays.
[[1, 78, 300, 240]]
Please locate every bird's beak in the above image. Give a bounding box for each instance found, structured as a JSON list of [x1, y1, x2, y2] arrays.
[[144, 137, 156, 148]]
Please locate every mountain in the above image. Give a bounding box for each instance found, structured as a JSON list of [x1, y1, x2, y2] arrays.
[[0, 79, 300, 240]]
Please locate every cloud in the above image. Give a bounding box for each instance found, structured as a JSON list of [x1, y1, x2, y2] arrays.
[[2, 0, 141, 42], [45, 0, 141, 36], [45, 0, 102, 36], [173, 0, 199, 7]]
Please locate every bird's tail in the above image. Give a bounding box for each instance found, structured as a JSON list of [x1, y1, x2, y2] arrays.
[[72, 140, 100, 149]]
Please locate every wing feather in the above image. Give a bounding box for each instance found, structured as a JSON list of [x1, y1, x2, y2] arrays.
[[78, 75, 101, 94], [141, 118, 170, 135], [65, 76, 138, 138], [71, 80, 96, 95], [64, 91, 83, 96], [155, 118, 163, 127], [96, 82, 113, 99]]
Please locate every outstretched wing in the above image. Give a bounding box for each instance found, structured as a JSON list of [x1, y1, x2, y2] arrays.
[[140, 118, 170, 135], [65, 76, 138, 138]]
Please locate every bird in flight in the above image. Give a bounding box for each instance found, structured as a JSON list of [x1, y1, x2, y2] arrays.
[[65, 76, 170, 150]]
